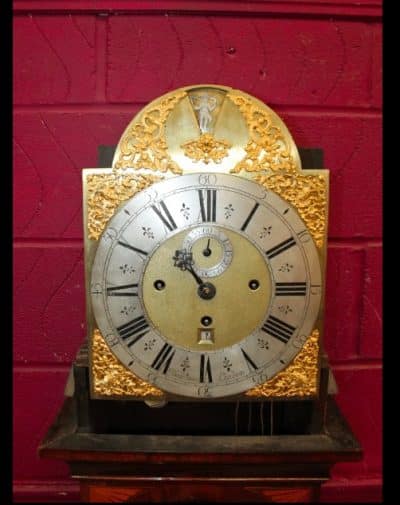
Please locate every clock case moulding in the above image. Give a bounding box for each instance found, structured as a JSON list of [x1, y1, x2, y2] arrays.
[[80, 84, 330, 407]]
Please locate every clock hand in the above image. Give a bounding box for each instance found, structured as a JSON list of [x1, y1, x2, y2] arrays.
[[203, 239, 212, 257], [186, 263, 205, 286], [173, 249, 203, 285], [173, 249, 216, 300]]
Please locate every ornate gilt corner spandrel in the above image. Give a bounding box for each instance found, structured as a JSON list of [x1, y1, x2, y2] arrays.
[[255, 174, 327, 249], [245, 330, 319, 398], [92, 328, 165, 398], [86, 172, 162, 241]]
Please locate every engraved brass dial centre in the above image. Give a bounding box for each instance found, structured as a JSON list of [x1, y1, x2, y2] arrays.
[[142, 227, 271, 351]]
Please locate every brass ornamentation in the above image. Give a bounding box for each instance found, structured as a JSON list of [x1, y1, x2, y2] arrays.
[[228, 93, 297, 174], [113, 92, 186, 173], [87, 173, 161, 240], [245, 330, 319, 398], [92, 328, 165, 398], [181, 133, 232, 164], [255, 173, 327, 248], [85, 85, 327, 400], [91, 328, 319, 399]]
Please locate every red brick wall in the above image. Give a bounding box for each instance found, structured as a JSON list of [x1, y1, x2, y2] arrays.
[[13, 1, 382, 502]]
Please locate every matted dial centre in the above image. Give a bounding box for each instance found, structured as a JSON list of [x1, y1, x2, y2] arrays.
[[142, 227, 271, 351]]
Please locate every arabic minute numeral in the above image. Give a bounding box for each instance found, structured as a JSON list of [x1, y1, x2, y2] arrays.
[[198, 174, 217, 185], [251, 372, 268, 384], [105, 333, 119, 347], [293, 334, 308, 349], [297, 230, 311, 243], [197, 385, 210, 397], [311, 284, 322, 295], [104, 228, 117, 242]]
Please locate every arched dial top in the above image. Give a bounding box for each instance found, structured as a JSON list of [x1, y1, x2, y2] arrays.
[[91, 173, 322, 399]]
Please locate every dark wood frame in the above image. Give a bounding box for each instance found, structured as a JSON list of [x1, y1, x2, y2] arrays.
[[37, 146, 361, 502], [39, 391, 361, 502]]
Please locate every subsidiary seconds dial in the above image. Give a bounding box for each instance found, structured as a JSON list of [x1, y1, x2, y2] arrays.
[[90, 173, 322, 398], [182, 226, 233, 278]]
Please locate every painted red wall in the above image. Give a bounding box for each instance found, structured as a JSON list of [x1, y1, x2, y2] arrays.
[[13, 1, 382, 502]]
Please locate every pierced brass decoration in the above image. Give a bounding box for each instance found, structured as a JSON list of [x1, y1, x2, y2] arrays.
[[87, 173, 162, 240], [245, 330, 319, 398], [255, 173, 327, 249], [228, 93, 297, 175], [113, 92, 186, 173], [92, 328, 165, 398], [181, 133, 232, 164], [112, 85, 301, 176]]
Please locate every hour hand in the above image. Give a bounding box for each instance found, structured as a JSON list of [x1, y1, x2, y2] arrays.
[[173, 249, 216, 300], [173, 249, 202, 285], [173, 249, 194, 271]]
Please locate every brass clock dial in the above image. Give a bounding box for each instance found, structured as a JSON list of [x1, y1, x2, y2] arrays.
[[91, 173, 322, 398]]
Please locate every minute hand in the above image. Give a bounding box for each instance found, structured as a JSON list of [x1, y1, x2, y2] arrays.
[[172, 249, 216, 300], [185, 263, 204, 286]]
